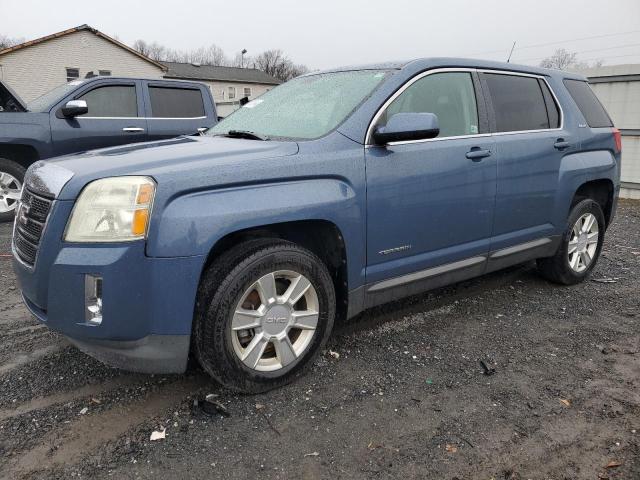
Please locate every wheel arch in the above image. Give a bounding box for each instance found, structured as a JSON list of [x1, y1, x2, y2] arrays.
[[200, 219, 350, 323], [571, 178, 614, 227], [0, 144, 40, 170]]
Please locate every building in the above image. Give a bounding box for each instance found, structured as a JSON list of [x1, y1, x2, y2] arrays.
[[0, 25, 281, 117], [577, 64, 640, 200], [0, 25, 167, 102], [163, 62, 281, 117]]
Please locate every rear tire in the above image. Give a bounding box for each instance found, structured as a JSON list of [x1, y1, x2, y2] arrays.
[[537, 199, 605, 285], [194, 238, 336, 393], [0, 158, 25, 223]]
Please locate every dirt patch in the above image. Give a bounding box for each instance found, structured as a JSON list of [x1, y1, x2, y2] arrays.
[[0, 201, 639, 480]]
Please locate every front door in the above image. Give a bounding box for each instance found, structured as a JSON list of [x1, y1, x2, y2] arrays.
[[365, 70, 496, 291], [50, 80, 148, 156]]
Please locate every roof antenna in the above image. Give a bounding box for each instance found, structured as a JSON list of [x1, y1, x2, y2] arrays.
[[506, 41, 516, 63]]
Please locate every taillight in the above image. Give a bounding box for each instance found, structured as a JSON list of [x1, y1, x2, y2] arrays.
[[612, 127, 622, 153]]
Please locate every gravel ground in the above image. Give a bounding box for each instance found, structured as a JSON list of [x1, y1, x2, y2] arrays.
[[0, 201, 638, 480]]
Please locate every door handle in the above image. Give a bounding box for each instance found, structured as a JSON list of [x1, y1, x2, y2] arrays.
[[122, 127, 145, 133], [465, 148, 492, 161], [554, 139, 571, 150]]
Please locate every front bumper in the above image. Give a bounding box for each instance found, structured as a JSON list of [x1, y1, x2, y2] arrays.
[[13, 204, 205, 373]]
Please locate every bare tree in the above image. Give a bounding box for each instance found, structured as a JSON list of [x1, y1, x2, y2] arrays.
[[253, 49, 308, 81], [540, 48, 603, 70], [0, 34, 21, 50], [131, 39, 309, 78]]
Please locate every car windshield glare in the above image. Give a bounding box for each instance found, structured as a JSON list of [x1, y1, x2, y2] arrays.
[[27, 80, 86, 112], [207, 70, 389, 140]]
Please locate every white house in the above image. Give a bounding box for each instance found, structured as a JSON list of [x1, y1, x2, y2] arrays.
[[0, 25, 167, 102], [0, 25, 282, 117]]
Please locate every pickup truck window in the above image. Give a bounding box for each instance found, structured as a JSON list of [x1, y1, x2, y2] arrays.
[[380, 72, 479, 138], [27, 81, 86, 112], [149, 87, 205, 118], [78, 85, 138, 118], [208, 70, 389, 140]]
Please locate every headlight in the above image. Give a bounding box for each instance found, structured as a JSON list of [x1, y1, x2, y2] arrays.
[[65, 176, 156, 242]]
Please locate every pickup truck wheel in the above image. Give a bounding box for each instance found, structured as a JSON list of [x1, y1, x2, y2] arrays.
[[194, 239, 336, 393], [0, 158, 25, 223], [536, 199, 605, 285]]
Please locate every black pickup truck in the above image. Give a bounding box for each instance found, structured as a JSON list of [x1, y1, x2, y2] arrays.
[[0, 77, 217, 221]]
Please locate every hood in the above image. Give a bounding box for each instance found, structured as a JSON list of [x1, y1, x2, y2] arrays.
[[48, 135, 300, 200], [0, 80, 27, 112]]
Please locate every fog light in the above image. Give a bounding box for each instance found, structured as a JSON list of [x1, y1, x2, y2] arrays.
[[84, 275, 103, 326]]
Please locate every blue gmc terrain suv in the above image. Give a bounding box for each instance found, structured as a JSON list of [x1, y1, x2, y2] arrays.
[[12, 58, 621, 393]]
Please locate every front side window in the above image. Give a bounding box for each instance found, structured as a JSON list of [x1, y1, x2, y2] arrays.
[[208, 70, 389, 140], [78, 85, 137, 117], [228, 87, 236, 100], [483, 73, 551, 132], [66, 68, 80, 82], [379, 72, 479, 138], [149, 87, 205, 118]]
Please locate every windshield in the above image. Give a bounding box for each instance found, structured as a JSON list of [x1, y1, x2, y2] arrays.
[[207, 70, 389, 140], [27, 80, 86, 112]]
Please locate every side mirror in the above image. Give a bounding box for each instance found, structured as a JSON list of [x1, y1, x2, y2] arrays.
[[373, 112, 440, 145], [61, 100, 88, 117]]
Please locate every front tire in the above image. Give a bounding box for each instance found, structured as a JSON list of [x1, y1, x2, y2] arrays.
[[194, 239, 336, 393], [537, 199, 605, 285], [0, 158, 26, 223]]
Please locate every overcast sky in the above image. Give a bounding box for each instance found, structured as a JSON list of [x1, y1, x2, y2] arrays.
[[3, 0, 640, 69]]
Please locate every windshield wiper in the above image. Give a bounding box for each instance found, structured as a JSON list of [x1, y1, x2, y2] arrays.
[[224, 130, 268, 141]]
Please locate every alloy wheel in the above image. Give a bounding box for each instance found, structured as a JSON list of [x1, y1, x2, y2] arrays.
[[567, 213, 599, 273], [0, 172, 22, 214], [231, 270, 319, 372]]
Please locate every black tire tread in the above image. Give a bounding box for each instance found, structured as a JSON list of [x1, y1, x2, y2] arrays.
[[194, 238, 335, 393], [537, 199, 605, 285]]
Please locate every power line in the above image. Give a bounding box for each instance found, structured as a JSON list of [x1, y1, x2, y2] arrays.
[[512, 42, 640, 63], [465, 29, 640, 57]]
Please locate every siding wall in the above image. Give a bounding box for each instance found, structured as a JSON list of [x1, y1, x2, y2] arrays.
[[0, 30, 165, 102], [578, 64, 640, 199]]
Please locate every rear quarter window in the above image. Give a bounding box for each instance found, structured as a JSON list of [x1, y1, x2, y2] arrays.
[[149, 87, 205, 118], [563, 79, 613, 128]]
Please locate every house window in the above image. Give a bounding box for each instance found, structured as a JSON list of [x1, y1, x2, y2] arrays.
[[243, 87, 252, 98], [98, 70, 111, 76], [66, 68, 80, 82], [228, 86, 236, 100]]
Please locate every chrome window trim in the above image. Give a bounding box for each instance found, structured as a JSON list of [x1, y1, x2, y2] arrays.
[[365, 67, 564, 147], [78, 116, 208, 120]]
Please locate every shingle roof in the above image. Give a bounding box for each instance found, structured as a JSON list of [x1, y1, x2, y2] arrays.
[[162, 62, 281, 85], [0, 25, 167, 71]]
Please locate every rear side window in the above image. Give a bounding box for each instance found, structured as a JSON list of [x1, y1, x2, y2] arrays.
[[563, 79, 612, 128], [149, 87, 205, 118], [483, 73, 550, 132], [539, 79, 560, 128], [78, 85, 137, 117]]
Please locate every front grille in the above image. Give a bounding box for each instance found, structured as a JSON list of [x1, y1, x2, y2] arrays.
[[13, 189, 53, 267]]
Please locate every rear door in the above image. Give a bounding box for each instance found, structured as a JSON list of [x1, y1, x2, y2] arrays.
[[480, 71, 569, 257], [143, 81, 212, 141], [50, 80, 148, 156]]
